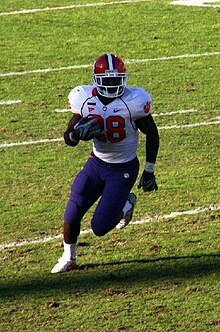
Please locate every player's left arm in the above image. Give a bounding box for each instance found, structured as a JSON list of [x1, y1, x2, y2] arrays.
[[135, 114, 160, 191]]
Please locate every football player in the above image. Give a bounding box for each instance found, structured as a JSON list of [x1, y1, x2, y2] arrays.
[[51, 53, 159, 273]]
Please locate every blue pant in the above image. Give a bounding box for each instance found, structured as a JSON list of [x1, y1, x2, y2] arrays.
[[64, 153, 139, 240]]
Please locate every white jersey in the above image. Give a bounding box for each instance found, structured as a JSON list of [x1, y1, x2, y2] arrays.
[[68, 85, 152, 163]]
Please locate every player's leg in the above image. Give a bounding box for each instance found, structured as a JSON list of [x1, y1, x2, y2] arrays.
[[116, 192, 137, 229], [51, 157, 104, 273], [91, 158, 139, 236]]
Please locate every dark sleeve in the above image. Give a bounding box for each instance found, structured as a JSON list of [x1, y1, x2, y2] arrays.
[[63, 114, 82, 147], [135, 114, 159, 163]]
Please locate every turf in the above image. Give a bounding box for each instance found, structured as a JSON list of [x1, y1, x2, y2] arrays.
[[0, 0, 220, 331]]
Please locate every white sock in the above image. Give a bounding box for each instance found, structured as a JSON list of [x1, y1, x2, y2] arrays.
[[63, 242, 76, 261], [122, 200, 133, 216]]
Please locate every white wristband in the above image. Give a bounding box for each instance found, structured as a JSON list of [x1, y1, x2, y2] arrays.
[[145, 162, 155, 173]]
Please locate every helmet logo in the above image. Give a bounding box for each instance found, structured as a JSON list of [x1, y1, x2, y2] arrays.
[[105, 69, 117, 73], [144, 101, 151, 114]]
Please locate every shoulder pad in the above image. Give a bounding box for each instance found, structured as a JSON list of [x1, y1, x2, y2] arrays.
[[68, 86, 93, 115], [122, 87, 152, 119]]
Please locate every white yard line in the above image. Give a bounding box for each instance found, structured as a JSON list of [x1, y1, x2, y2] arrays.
[[0, 138, 63, 148], [154, 109, 198, 116], [1, 0, 219, 17], [1, 51, 220, 78], [131, 205, 220, 225], [171, 0, 220, 7], [159, 119, 220, 130], [0, 119, 219, 148], [54, 109, 70, 113], [0, 64, 91, 78], [0, 0, 150, 16], [0, 100, 22, 105], [0, 205, 219, 250]]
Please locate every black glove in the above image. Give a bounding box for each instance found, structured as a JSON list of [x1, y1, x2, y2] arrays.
[[138, 171, 158, 192], [73, 117, 100, 141]]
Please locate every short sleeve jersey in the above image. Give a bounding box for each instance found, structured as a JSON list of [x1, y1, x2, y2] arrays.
[[68, 85, 152, 163]]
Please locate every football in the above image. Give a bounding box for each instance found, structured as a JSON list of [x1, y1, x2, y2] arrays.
[[74, 116, 100, 141]]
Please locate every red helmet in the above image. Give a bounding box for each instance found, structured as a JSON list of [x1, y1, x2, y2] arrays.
[[93, 54, 127, 98]]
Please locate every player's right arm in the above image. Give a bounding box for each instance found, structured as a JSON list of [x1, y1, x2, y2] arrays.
[[64, 86, 100, 146], [64, 113, 83, 146], [64, 86, 87, 146]]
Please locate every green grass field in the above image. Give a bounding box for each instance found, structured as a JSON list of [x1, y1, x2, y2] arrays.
[[0, 0, 220, 331]]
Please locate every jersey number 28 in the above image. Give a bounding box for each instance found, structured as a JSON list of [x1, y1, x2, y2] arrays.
[[93, 115, 126, 143]]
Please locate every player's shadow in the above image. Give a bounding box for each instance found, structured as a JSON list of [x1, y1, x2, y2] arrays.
[[1, 253, 220, 300], [79, 252, 220, 271]]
